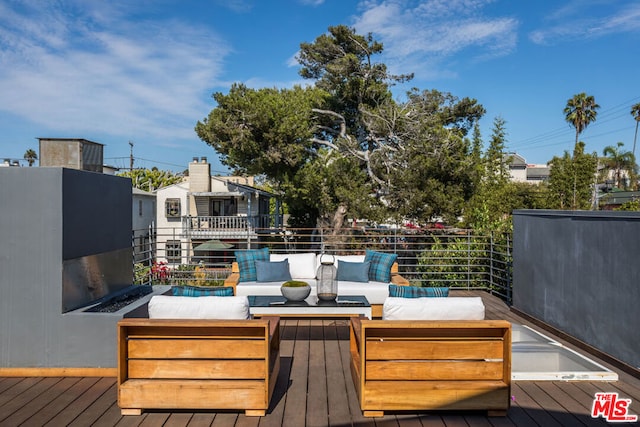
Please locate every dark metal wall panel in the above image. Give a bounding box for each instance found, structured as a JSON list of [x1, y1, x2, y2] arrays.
[[61, 168, 131, 259], [513, 209, 640, 370]]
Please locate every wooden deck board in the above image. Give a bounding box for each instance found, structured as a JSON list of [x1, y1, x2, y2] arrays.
[[1, 291, 639, 426]]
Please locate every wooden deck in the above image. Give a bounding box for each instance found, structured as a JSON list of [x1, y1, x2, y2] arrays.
[[1, 291, 639, 426]]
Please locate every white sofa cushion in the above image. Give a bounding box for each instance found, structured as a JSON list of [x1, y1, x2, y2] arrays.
[[148, 295, 250, 319], [382, 297, 485, 320], [271, 253, 317, 279], [317, 254, 366, 266]]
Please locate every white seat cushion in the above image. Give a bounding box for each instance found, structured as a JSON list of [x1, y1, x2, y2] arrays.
[[271, 253, 317, 279], [337, 281, 390, 304], [148, 295, 250, 319], [382, 297, 485, 320]]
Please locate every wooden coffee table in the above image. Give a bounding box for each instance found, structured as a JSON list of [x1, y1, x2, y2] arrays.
[[248, 295, 371, 318]]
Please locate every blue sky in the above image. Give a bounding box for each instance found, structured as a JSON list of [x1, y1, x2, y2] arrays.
[[1, 0, 639, 174]]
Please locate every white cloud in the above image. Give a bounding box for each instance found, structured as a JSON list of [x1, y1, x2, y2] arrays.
[[353, 0, 517, 80], [213, 0, 253, 13], [299, 0, 325, 6], [529, 2, 640, 45], [0, 2, 230, 144]]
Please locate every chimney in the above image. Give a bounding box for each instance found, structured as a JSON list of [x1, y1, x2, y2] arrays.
[[189, 156, 210, 192]]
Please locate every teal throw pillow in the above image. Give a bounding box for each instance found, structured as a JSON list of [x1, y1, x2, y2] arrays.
[[336, 260, 370, 282], [388, 284, 449, 298], [255, 259, 292, 282], [234, 247, 270, 282], [364, 250, 398, 282], [171, 285, 234, 297]]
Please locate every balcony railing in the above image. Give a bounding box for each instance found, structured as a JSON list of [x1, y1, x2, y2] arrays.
[[181, 215, 279, 238], [134, 226, 513, 304]]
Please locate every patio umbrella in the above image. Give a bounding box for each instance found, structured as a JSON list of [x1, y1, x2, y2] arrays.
[[193, 239, 234, 251]]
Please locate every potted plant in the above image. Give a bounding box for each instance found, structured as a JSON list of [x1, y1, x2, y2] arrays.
[[280, 280, 311, 301]]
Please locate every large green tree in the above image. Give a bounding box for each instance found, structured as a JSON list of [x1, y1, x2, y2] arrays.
[[196, 25, 486, 227], [547, 142, 598, 210], [564, 92, 600, 145], [464, 117, 551, 231]]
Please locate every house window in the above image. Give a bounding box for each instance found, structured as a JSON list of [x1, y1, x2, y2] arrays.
[[166, 240, 181, 264], [138, 200, 143, 216], [165, 198, 181, 218]]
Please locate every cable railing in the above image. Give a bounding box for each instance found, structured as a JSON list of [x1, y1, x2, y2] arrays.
[[133, 226, 513, 304]]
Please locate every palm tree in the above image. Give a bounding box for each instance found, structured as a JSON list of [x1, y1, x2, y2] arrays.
[[631, 102, 640, 157], [564, 93, 600, 145], [602, 142, 636, 189], [23, 149, 38, 167]]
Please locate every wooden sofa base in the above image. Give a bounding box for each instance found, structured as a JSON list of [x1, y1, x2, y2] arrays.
[[117, 317, 280, 416], [350, 318, 511, 417]]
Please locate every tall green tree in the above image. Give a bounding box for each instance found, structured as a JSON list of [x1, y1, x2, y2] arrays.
[[464, 117, 544, 232], [631, 102, 640, 157], [484, 116, 510, 187], [564, 92, 600, 145], [602, 142, 636, 189], [23, 148, 37, 166], [548, 142, 598, 210], [196, 26, 485, 227]]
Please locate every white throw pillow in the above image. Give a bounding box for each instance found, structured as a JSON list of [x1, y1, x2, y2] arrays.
[[382, 297, 485, 320], [148, 295, 250, 319], [271, 253, 317, 279]]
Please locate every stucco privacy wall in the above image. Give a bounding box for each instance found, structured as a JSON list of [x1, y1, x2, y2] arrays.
[[0, 167, 133, 368], [512, 209, 640, 370]]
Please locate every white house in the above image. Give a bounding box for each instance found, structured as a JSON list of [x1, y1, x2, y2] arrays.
[[155, 157, 282, 265], [132, 188, 156, 262]]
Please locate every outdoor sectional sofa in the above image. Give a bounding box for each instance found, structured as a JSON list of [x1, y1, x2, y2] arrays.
[[224, 251, 410, 318]]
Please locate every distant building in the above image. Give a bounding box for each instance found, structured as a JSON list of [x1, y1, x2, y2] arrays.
[[38, 137, 104, 173], [155, 157, 282, 265], [0, 159, 21, 167], [506, 153, 550, 183]]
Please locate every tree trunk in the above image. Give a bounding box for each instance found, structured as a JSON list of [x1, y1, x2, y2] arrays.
[[331, 205, 348, 235]]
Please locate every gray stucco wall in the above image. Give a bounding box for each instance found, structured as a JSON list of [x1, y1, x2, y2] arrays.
[[0, 167, 134, 368], [513, 209, 640, 370]]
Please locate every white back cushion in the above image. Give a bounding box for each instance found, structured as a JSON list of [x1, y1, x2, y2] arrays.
[[382, 297, 485, 320], [148, 295, 250, 319], [271, 253, 317, 279]]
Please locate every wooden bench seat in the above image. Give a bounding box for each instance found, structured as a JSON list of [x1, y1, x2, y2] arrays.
[[349, 317, 511, 417], [117, 317, 280, 416]]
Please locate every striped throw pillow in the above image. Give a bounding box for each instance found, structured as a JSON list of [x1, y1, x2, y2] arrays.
[[364, 249, 398, 282], [388, 284, 449, 298], [171, 286, 234, 297], [234, 247, 270, 282]]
